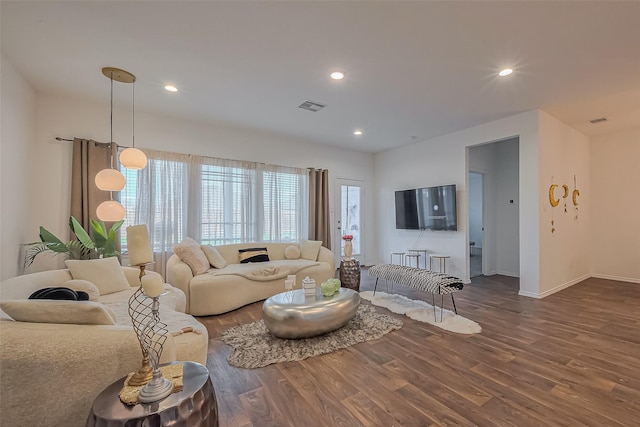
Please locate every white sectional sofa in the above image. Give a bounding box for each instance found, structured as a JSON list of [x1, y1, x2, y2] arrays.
[[0, 262, 208, 427], [167, 241, 335, 316]]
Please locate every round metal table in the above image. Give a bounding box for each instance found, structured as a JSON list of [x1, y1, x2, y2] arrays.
[[86, 361, 218, 427]]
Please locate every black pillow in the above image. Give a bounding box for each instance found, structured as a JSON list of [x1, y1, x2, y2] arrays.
[[28, 287, 89, 301], [238, 247, 269, 263]]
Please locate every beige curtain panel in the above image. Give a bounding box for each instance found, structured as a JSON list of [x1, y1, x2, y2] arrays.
[[70, 138, 118, 233], [308, 168, 331, 250]]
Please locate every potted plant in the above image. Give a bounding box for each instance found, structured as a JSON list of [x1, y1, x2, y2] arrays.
[[24, 216, 123, 269]]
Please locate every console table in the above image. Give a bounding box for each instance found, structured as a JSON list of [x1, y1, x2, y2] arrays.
[[86, 361, 218, 427]]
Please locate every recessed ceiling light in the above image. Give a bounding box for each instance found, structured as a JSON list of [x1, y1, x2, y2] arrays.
[[498, 68, 513, 77], [353, 130, 363, 136], [330, 71, 345, 80], [164, 85, 178, 92]]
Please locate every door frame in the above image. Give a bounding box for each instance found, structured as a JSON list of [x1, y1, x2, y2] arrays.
[[334, 178, 365, 266]]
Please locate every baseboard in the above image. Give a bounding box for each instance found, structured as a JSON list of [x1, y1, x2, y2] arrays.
[[518, 274, 591, 299], [591, 274, 640, 284], [496, 270, 519, 278]]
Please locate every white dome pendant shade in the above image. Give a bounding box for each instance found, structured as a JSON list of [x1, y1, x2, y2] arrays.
[[119, 147, 147, 170], [95, 168, 126, 191], [96, 200, 126, 221]]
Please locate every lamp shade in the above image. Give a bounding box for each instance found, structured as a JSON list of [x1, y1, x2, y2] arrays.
[[126, 224, 153, 266], [120, 148, 148, 170], [96, 200, 126, 221], [95, 168, 126, 191]]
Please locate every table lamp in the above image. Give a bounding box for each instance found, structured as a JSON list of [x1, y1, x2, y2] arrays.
[[126, 224, 154, 386]]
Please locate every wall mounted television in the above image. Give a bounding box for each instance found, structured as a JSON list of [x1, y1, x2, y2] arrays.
[[395, 184, 458, 231]]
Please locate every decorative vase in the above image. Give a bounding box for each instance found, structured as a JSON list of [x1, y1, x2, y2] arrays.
[[343, 239, 353, 259]]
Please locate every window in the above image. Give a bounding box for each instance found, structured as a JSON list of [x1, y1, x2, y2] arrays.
[[119, 149, 309, 274]]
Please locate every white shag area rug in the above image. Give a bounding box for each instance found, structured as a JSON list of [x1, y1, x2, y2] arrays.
[[360, 291, 481, 334]]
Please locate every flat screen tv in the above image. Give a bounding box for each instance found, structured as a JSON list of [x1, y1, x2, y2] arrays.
[[395, 184, 457, 231]]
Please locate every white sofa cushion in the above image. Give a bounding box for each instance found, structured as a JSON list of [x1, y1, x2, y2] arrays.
[[65, 257, 130, 295], [0, 300, 117, 325], [284, 245, 301, 260], [174, 238, 210, 275], [63, 279, 100, 301], [201, 245, 227, 269], [300, 240, 322, 261]]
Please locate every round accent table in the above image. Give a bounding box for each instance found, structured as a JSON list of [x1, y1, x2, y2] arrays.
[[429, 254, 451, 274], [86, 361, 218, 427], [339, 258, 361, 291], [262, 288, 361, 339]]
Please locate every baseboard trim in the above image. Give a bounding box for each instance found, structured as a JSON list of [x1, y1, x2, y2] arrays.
[[496, 270, 519, 278], [518, 274, 591, 299], [591, 274, 640, 284]]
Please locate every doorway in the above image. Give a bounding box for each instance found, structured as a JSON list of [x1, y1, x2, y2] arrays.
[[335, 179, 364, 266], [469, 172, 484, 277]]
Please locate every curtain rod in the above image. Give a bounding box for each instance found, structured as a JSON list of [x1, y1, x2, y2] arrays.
[[55, 137, 130, 148]]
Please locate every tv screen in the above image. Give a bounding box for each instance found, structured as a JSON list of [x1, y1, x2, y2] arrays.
[[394, 189, 419, 229], [417, 184, 457, 230], [395, 185, 457, 231]]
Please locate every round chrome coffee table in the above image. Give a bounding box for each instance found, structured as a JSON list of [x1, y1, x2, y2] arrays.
[[262, 288, 360, 339]]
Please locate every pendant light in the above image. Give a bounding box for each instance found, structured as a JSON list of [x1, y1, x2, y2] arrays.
[[95, 67, 136, 221], [118, 68, 147, 170]]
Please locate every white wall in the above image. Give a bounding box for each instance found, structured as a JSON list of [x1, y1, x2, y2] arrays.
[[29, 93, 376, 262], [537, 111, 591, 296], [1, 55, 36, 280], [468, 173, 483, 249], [469, 143, 497, 275], [374, 110, 539, 291], [495, 138, 519, 276], [590, 128, 640, 283]]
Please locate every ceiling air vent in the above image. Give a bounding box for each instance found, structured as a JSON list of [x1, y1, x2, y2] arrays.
[[589, 117, 608, 124], [298, 100, 326, 112]]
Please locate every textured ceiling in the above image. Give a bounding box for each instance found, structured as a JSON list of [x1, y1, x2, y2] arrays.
[[2, 1, 639, 153]]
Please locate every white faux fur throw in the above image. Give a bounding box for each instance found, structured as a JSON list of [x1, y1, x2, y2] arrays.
[[360, 291, 481, 334], [211, 259, 319, 281]]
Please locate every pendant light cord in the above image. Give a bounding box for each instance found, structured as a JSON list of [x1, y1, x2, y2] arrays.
[[132, 80, 135, 148], [110, 70, 114, 168]]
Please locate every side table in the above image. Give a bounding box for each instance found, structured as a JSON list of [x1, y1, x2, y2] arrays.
[[86, 361, 218, 427], [339, 258, 361, 291]]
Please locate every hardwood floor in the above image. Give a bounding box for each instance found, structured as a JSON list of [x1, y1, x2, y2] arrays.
[[198, 272, 640, 426]]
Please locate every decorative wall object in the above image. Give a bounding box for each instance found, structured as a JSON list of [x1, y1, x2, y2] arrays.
[[548, 175, 581, 233]]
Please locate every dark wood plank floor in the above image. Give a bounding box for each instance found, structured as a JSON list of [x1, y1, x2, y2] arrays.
[[197, 272, 640, 426]]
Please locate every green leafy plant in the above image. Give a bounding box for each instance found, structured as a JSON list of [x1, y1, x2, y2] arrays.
[[24, 216, 123, 269]]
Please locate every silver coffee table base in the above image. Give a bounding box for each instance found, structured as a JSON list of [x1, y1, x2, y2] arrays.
[[262, 288, 361, 339]]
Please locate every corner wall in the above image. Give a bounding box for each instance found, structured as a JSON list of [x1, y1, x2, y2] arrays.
[[590, 128, 640, 283], [537, 111, 591, 296], [1, 55, 36, 280]]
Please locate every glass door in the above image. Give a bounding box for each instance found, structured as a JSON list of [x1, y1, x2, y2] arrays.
[[335, 179, 364, 265]]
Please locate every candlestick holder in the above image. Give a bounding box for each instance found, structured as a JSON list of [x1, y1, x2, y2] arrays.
[[134, 292, 173, 403], [127, 263, 153, 386]]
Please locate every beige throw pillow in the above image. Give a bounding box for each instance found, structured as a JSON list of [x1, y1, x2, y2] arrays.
[[284, 245, 301, 260], [174, 238, 210, 275], [63, 279, 100, 301], [0, 300, 117, 325], [300, 240, 322, 261], [201, 245, 227, 269], [65, 257, 130, 296]]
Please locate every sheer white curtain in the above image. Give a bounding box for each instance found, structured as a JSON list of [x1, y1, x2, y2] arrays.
[[121, 149, 308, 278]]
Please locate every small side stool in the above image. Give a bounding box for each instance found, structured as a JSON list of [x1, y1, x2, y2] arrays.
[[429, 254, 451, 273], [404, 253, 420, 268], [390, 252, 405, 265]]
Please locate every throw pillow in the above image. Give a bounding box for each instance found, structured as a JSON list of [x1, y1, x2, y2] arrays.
[[28, 287, 89, 301], [65, 257, 130, 296], [0, 300, 117, 325], [284, 245, 301, 260], [300, 240, 322, 261], [201, 245, 227, 269], [238, 247, 269, 263], [174, 238, 210, 275], [63, 279, 100, 301]]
